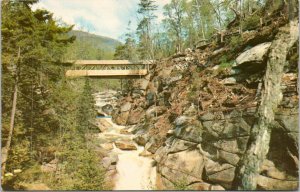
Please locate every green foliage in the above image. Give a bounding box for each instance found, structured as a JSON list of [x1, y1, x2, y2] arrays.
[[72, 150, 105, 190], [114, 23, 138, 61], [2, 0, 74, 180], [229, 35, 243, 50], [163, 0, 187, 53], [264, 0, 284, 14], [219, 55, 234, 69], [242, 15, 260, 30], [136, 0, 158, 59], [172, 178, 191, 190], [2, 2, 106, 190], [76, 78, 95, 135], [64, 30, 120, 60]]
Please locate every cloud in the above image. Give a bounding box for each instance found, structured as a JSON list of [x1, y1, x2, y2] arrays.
[[31, 0, 170, 40]]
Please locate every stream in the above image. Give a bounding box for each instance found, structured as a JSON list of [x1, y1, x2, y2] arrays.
[[94, 91, 156, 190]]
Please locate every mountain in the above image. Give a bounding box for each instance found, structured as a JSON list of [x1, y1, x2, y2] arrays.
[[64, 30, 121, 60], [69, 30, 121, 52]]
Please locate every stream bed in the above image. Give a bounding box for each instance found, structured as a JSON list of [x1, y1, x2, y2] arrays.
[[94, 91, 156, 190]]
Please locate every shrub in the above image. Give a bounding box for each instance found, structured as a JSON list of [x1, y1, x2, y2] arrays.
[[242, 15, 260, 30], [219, 55, 234, 69], [173, 178, 191, 190], [229, 35, 243, 50]]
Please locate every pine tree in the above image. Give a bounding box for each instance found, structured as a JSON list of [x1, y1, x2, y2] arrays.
[[136, 0, 158, 59], [2, 0, 74, 178], [76, 78, 95, 136]]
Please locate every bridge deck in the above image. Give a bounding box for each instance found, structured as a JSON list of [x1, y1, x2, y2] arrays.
[[65, 69, 148, 77], [67, 60, 154, 65]]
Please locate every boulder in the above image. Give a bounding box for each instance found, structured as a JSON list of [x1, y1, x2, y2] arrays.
[[102, 157, 112, 169], [168, 138, 197, 153], [200, 112, 215, 121], [146, 106, 167, 119], [96, 118, 113, 131], [204, 160, 235, 189], [145, 137, 161, 153], [119, 128, 131, 135], [132, 92, 141, 99], [260, 159, 287, 180], [166, 75, 182, 85], [146, 91, 156, 106], [158, 149, 205, 184], [221, 77, 236, 85], [156, 172, 176, 190], [214, 139, 240, 154], [139, 149, 153, 157], [133, 78, 150, 90], [100, 143, 114, 151], [275, 113, 298, 132], [120, 102, 131, 112], [204, 159, 234, 176], [235, 42, 272, 69], [182, 104, 198, 116], [207, 166, 235, 189], [115, 111, 129, 125], [174, 116, 202, 143], [219, 150, 240, 165], [102, 104, 114, 115], [102, 153, 118, 169], [41, 159, 57, 173], [154, 146, 168, 163], [203, 117, 250, 139], [257, 175, 298, 190], [115, 140, 137, 150], [127, 107, 145, 125], [133, 132, 149, 146], [130, 122, 149, 134], [188, 182, 225, 190], [158, 67, 173, 77]]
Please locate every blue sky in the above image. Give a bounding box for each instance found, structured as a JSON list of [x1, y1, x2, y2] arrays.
[[32, 0, 170, 41]]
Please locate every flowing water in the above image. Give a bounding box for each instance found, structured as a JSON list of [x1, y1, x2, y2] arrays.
[[94, 91, 156, 190]]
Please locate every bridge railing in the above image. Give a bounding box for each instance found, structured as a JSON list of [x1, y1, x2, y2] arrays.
[[66, 60, 154, 70], [65, 60, 154, 77]]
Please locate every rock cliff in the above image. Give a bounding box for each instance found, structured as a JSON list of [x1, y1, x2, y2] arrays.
[[112, 8, 299, 190]]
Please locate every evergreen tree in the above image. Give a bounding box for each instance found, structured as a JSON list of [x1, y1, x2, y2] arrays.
[[1, 0, 75, 177], [136, 0, 158, 59], [76, 78, 95, 135], [114, 21, 138, 61]]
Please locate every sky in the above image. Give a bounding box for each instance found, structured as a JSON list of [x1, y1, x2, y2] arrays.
[[32, 0, 170, 41]]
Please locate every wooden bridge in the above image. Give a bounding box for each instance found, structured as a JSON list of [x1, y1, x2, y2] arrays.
[[65, 60, 153, 78]]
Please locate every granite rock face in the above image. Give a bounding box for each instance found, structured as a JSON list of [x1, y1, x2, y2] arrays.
[[112, 18, 299, 190]]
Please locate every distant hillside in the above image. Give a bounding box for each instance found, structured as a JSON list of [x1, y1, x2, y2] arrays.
[[64, 30, 121, 60], [69, 30, 121, 52]]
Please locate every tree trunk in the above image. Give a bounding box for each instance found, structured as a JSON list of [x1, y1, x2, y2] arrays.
[[239, 0, 243, 34], [2, 47, 21, 176], [195, 0, 206, 40], [233, 20, 298, 190]]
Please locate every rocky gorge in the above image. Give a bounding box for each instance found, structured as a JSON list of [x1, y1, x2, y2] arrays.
[[106, 17, 299, 190], [93, 91, 156, 190]]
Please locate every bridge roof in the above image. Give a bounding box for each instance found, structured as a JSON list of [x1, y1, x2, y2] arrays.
[[66, 60, 154, 65]]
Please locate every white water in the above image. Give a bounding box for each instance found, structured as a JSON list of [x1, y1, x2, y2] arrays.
[[113, 146, 156, 190], [94, 91, 156, 190]]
